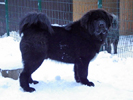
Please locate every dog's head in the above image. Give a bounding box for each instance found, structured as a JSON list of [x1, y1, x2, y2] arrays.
[[80, 9, 113, 42]]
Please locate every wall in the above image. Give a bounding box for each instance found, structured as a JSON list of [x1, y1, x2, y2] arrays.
[[120, 0, 133, 35], [73, 0, 97, 21]]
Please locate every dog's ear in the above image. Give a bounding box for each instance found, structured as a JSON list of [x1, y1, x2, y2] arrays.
[[80, 12, 91, 30]]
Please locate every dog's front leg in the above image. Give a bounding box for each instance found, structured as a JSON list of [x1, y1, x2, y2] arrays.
[[74, 58, 94, 87]]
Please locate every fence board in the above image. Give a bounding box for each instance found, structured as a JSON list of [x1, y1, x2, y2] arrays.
[[120, 0, 133, 35]]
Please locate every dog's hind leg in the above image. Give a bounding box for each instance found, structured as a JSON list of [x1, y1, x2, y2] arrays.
[[19, 38, 48, 92], [20, 70, 35, 92], [20, 56, 45, 92], [19, 45, 47, 92]]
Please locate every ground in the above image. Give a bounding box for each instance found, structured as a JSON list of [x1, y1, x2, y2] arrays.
[[0, 32, 133, 100]]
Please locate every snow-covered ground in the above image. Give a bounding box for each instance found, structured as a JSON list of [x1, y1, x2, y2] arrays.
[[0, 32, 133, 100]]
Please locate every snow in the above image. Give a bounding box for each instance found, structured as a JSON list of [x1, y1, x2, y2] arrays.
[[0, 2, 5, 5], [0, 32, 133, 100]]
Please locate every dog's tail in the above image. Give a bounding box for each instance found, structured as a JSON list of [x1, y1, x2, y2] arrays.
[[19, 12, 54, 36]]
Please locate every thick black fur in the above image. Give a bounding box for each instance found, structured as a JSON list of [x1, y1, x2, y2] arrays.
[[19, 9, 113, 92]]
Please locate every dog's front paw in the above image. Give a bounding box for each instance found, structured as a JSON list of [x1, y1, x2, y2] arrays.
[[80, 78, 95, 87], [86, 81, 95, 87]]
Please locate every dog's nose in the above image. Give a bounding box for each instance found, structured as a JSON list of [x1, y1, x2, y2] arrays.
[[99, 20, 105, 28], [99, 23, 104, 28]]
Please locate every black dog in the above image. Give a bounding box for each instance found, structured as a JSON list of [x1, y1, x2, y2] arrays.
[[19, 9, 113, 92]]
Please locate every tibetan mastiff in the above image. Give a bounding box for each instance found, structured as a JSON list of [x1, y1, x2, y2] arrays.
[[19, 9, 113, 92]]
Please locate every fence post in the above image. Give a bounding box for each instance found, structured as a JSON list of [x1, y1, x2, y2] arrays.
[[98, 0, 102, 8], [38, 0, 42, 12], [5, 0, 9, 36]]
